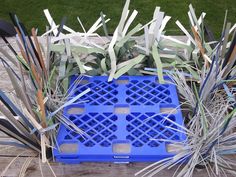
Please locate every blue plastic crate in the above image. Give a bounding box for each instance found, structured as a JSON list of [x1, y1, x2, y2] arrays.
[[53, 76, 186, 163]]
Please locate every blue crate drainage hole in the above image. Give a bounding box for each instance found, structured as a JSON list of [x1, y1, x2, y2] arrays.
[[66, 112, 118, 147]]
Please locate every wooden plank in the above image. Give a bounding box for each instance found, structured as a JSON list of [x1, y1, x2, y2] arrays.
[[0, 156, 226, 177], [0, 155, 234, 177], [0, 146, 234, 177]]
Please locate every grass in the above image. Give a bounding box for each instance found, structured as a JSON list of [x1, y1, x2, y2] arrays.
[[0, 0, 235, 37]]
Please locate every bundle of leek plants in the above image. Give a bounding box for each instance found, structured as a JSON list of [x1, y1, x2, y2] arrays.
[[136, 4, 236, 177], [0, 12, 89, 174]]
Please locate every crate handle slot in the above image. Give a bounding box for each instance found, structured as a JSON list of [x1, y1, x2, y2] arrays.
[[112, 141, 131, 154], [114, 105, 130, 114], [67, 106, 85, 115], [115, 77, 129, 84], [166, 143, 184, 154], [160, 105, 178, 114], [59, 143, 78, 153], [80, 79, 89, 85]]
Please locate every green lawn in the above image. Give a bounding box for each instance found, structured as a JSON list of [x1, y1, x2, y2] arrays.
[[1, 0, 235, 37]]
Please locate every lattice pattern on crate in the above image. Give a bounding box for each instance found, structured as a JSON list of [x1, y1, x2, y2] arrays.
[[73, 80, 119, 105], [54, 76, 186, 163], [126, 113, 180, 147], [65, 112, 118, 147], [126, 80, 172, 105]]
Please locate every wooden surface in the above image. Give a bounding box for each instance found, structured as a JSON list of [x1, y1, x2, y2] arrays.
[[0, 37, 234, 177], [0, 147, 213, 177]]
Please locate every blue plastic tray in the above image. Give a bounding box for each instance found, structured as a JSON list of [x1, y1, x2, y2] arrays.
[[53, 76, 186, 163]]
